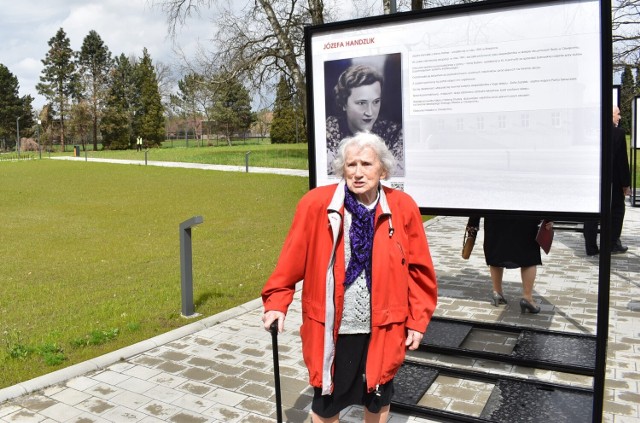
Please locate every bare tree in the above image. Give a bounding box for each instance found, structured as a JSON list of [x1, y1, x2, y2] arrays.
[[157, 0, 329, 123], [612, 0, 640, 67], [155, 61, 176, 110]]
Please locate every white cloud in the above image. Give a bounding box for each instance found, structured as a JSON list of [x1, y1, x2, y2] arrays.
[[0, 0, 213, 109]]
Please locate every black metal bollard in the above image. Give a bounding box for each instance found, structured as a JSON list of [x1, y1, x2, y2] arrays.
[[179, 216, 203, 317], [245, 151, 251, 173]]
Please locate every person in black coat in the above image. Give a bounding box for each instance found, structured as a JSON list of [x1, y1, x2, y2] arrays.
[[583, 106, 632, 255]]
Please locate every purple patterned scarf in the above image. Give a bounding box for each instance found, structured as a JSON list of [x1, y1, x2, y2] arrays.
[[343, 184, 377, 291]]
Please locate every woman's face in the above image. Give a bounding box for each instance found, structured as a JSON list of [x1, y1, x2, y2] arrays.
[[344, 145, 386, 206], [343, 82, 381, 134]]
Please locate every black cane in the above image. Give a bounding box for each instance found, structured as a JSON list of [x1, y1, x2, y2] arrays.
[[270, 321, 283, 423]]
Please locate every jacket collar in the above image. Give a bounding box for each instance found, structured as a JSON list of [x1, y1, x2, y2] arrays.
[[328, 180, 346, 213], [327, 181, 394, 236]]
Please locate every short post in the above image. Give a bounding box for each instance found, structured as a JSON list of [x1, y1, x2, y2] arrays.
[[37, 120, 41, 159], [145, 149, 148, 165], [16, 117, 21, 158], [179, 215, 204, 318], [245, 151, 252, 173], [84, 148, 88, 161]]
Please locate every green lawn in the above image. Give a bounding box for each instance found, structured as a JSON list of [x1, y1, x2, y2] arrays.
[[0, 159, 308, 388]]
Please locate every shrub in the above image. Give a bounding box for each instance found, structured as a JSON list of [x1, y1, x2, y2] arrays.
[[20, 138, 40, 152]]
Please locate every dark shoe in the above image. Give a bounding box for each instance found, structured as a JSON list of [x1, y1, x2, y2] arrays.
[[520, 298, 540, 314], [491, 291, 507, 307], [586, 248, 599, 256], [611, 245, 628, 254]]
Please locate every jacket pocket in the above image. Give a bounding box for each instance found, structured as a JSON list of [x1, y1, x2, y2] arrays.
[[368, 322, 407, 387], [371, 306, 407, 327], [300, 298, 326, 387], [302, 297, 325, 323]]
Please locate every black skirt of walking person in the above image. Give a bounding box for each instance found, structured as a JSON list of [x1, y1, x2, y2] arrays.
[[483, 217, 542, 269]]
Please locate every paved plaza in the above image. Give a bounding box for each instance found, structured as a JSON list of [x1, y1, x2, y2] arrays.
[[1, 159, 639, 422]]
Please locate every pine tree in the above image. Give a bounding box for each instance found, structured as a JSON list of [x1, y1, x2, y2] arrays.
[[270, 76, 305, 144], [78, 30, 112, 151], [134, 48, 165, 147], [101, 54, 134, 149], [619, 65, 634, 134], [36, 28, 78, 151], [0, 64, 34, 148]]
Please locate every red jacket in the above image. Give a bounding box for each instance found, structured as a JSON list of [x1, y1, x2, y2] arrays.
[[262, 182, 437, 394]]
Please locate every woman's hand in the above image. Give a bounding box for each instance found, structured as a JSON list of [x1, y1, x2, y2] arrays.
[[545, 221, 554, 230], [405, 329, 424, 350], [262, 310, 286, 333]]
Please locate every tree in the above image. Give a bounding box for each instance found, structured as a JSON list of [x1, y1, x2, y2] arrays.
[[38, 105, 55, 150], [171, 72, 217, 144], [0, 64, 34, 150], [133, 48, 166, 147], [158, 0, 324, 127], [270, 76, 305, 144], [252, 108, 273, 141], [102, 54, 135, 149], [612, 0, 640, 66], [68, 100, 92, 150], [36, 28, 78, 151], [154, 61, 176, 130], [210, 73, 253, 145], [619, 65, 635, 134], [78, 30, 113, 151]]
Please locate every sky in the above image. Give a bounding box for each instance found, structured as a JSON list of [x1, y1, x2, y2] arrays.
[[0, 0, 215, 110]]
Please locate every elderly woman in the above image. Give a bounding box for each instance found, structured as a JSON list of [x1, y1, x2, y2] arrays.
[[262, 132, 437, 422], [326, 64, 404, 176]]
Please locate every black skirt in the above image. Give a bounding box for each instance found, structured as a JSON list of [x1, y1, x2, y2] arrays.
[[483, 217, 542, 268], [311, 334, 394, 418]]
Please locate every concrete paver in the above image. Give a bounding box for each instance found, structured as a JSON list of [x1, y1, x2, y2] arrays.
[[1, 159, 639, 422]]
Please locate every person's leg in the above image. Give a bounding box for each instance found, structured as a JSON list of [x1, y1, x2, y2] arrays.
[[611, 191, 626, 250], [312, 412, 339, 423], [520, 265, 537, 303], [364, 405, 390, 423], [519, 265, 540, 313], [489, 265, 507, 306], [489, 266, 504, 294], [583, 220, 599, 255]]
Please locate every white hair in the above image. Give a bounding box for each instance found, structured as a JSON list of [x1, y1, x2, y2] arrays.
[[331, 132, 396, 179]]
